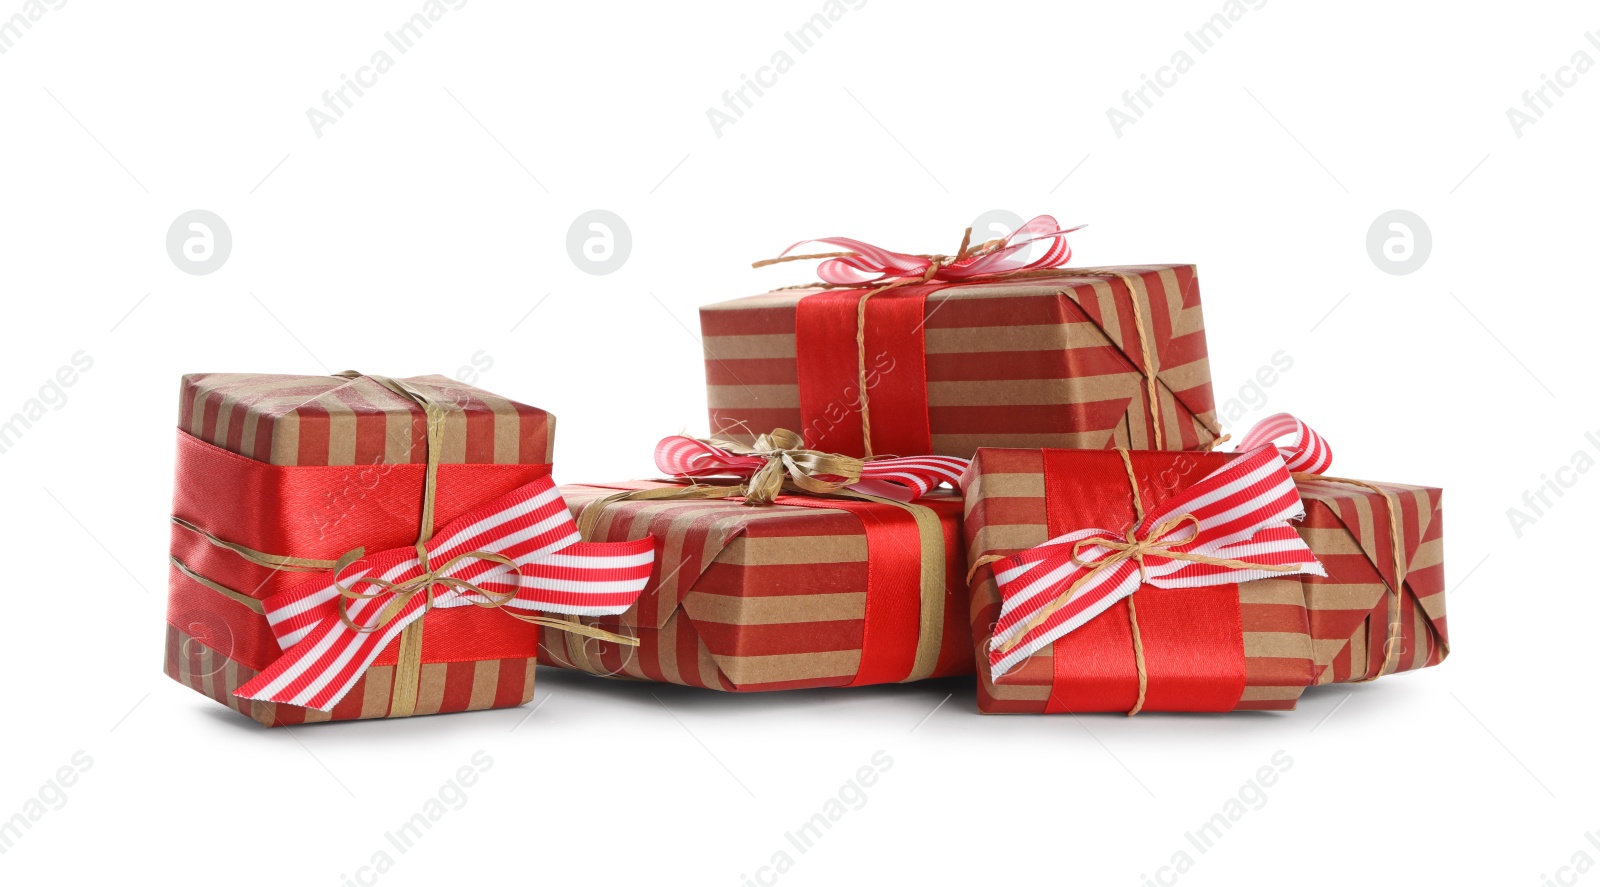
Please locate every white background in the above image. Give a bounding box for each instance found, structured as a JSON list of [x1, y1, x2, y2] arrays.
[[1, 2, 1592, 884]]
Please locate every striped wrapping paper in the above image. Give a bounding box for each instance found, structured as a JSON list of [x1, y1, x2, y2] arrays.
[[1296, 479, 1448, 683], [164, 623, 536, 726], [538, 483, 973, 691], [699, 265, 1218, 458], [177, 372, 554, 466], [166, 373, 554, 726], [961, 448, 1448, 714]]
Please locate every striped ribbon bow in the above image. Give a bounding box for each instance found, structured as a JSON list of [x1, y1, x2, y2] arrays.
[[235, 476, 654, 711], [1235, 411, 1333, 474], [765, 214, 1083, 286], [987, 445, 1327, 678], [656, 430, 968, 505]]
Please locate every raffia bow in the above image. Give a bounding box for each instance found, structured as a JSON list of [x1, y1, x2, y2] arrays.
[[575, 429, 967, 542], [697, 428, 867, 506]]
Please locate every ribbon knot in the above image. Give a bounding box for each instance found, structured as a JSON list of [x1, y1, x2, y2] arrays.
[[913, 254, 954, 283], [1070, 514, 1203, 584], [734, 429, 865, 505], [330, 543, 522, 635]]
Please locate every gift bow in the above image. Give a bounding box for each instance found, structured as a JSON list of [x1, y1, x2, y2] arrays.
[[655, 429, 967, 505], [235, 476, 654, 711], [1236, 411, 1332, 474], [756, 214, 1083, 287], [987, 444, 1327, 678]]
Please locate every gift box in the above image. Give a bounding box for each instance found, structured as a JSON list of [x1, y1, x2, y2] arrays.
[[539, 481, 973, 691], [1295, 477, 1448, 684], [165, 372, 649, 726], [699, 218, 1220, 459], [1234, 414, 1448, 685], [961, 415, 1447, 714]]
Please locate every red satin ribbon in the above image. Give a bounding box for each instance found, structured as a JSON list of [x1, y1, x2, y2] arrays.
[[1039, 449, 1247, 713], [794, 285, 935, 457], [769, 494, 949, 686], [167, 430, 548, 672]]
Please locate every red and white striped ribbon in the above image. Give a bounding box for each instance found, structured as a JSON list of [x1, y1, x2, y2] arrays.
[[987, 445, 1326, 677], [655, 435, 967, 502], [1235, 412, 1333, 474], [777, 214, 1084, 286], [235, 476, 654, 711]]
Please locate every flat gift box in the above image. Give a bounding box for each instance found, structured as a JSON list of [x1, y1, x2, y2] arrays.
[[699, 264, 1220, 459], [538, 482, 973, 691], [165, 372, 555, 726], [961, 446, 1447, 714]]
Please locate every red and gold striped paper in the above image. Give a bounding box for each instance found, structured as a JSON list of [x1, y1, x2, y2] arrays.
[[177, 372, 555, 467], [700, 265, 1218, 458], [164, 623, 535, 727], [1296, 479, 1448, 683], [539, 483, 973, 691]]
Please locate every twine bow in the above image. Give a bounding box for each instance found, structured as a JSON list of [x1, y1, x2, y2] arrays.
[[653, 428, 968, 507], [577, 428, 966, 537], [699, 429, 865, 506], [330, 543, 521, 635], [1067, 514, 1204, 582]]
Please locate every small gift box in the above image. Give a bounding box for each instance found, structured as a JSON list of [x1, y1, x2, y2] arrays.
[[537, 432, 974, 690], [1239, 416, 1449, 684], [165, 372, 651, 726], [961, 414, 1447, 714], [699, 216, 1220, 459]]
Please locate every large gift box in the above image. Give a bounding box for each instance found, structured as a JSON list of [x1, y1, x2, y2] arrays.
[[699, 217, 1220, 459], [165, 372, 649, 726], [538, 434, 974, 690], [961, 415, 1447, 714]]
